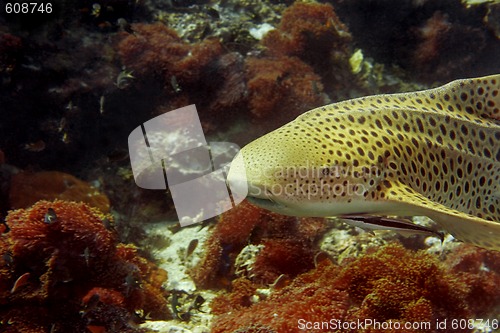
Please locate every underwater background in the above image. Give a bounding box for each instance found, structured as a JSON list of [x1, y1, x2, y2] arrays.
[[0, 0, 499, 332]]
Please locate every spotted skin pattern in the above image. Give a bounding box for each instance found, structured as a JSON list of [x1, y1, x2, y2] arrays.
[[228, 74, 500, 251]]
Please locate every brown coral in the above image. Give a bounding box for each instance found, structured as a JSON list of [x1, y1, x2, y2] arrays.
[[9, 171, 110, 212], [0, 200, 169, 332]]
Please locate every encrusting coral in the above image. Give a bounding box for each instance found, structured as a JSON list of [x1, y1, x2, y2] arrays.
[[0, 200, 169, 333], [210, 243, 500, 333]]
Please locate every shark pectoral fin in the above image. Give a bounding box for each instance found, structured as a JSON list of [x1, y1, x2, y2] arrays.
[[376, 180, 500, 251]]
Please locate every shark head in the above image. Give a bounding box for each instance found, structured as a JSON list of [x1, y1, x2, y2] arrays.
[[226, 116, 380, 217]]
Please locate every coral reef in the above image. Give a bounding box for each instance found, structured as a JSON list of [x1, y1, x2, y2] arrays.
[[330, 0, 500, 81], [245, 55, 325, 122], [191, 200, 328, 288], [9, 171, 110, 213], [118, 23, 223, 87], [117, 23, 232, 127], [262, 2, 351, 70], [243, 2, 356, 127], [0, 200, 169, 332], [211, 243, 500, 333]]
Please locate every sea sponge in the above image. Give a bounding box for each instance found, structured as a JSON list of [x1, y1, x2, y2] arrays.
[[9, 170, 110, 212], [0, 200, 169, 332]]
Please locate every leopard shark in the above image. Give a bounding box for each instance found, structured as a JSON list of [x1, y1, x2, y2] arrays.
[[227, 74, 500, 251]]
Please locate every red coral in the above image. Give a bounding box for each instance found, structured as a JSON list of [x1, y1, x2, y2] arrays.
[[444, 244, 500, 316], [211, 260, 348, 333], [245, 55, 325, 122], [0, 200, 169, 332], [117, 23, 248, 129], [411, 11, 487, 80], [117, 23, 223, 91], [243, 2, 354, 126], [9, 171, 110, 212], [191, 200, 327, 288], [262, 2, 351, 64], [211, 243, 500, 333]]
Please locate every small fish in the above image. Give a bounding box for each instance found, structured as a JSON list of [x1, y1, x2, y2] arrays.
[[185, 239, 198, 259], [99, 95, 105, 114], [44, 208, 57, 224], [170, 75, 182, 93], [23, 140, 45, 152], [339, 215, 444, 241], [11, 272, 30, 293], [115, 69, 134, 89], [82, 247, 90, 266], [171, 290, 190, 321]]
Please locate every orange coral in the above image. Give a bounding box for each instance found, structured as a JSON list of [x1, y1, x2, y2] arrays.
[[9, 171, 110, 212], [0, 200, 169, 332]]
